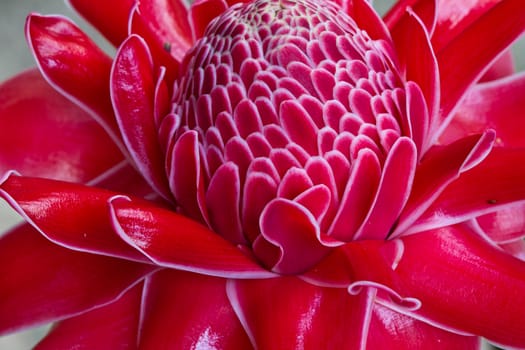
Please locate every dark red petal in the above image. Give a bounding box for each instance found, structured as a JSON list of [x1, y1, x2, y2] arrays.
[[26, 14, 123, 148], [367, 303, 480, 350], [111, 35, 171, 199], [35, 282, 143, 350], [66, 0, 134, 46], [139, 269, 251, 349], [395, 131, 495, 236], [0, 69, 122, 182], [414, 147, 525, 232], [109, 196, 274, 279], [190, 0, 229, 40], [384, 0, 437, 35], [437, 0, 525, 121], [441, 71, 525, 147], [347, 0, 391, 42], [0, 225, 152, 335], [227, 276, 368, 349], [130, 0, 192, 66], [0, 174, 148, 262], [394, 225, 525, 348]]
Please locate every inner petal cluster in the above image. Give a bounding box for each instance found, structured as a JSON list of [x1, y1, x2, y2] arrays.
[[161, 0, 420, 273]]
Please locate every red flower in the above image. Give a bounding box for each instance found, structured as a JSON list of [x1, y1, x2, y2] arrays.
[[1, 0, 525, 348]]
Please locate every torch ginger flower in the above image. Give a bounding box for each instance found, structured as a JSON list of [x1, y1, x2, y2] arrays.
[[1, 0, 525, 348]]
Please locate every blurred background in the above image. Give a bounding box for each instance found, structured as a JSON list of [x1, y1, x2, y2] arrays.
[[0, 0, 521, 348]]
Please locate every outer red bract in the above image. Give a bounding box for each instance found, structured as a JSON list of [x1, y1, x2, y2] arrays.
[[1, 0, 525, 348]]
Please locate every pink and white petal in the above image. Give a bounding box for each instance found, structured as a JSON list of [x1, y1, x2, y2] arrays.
[[111, 35, 171, 199], [26, 14, 123, 149], [412, 147, 525, 233], [139, 269, 251, 349], [436, 0, 525, 122], [66, 0, 134, 46], [0, 174, 149, 262], [479, 49, 515, 82], [0, 225, 152, 336], [35, 282, 143, 350], [441, 71, 525, 147], [0, 69, 122, 182], [227, 276, 372, 349], [394, 131, 495, 236], [109, 196, 274, 279], [393, 225, 525, 349], [476, 204, 525, 244], [367, 303, 481, 350]]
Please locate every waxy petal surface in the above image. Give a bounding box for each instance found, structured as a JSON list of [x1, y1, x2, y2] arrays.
[[0, 69, 122, 182], [111, 35, 171, 199], [139, 269, 251, 349], [0, 225, 151, 335], [110, 196, 274, 279], [26, 14, 123, 148], [35, 283, 143, 350], [0, 174, 149, 262]]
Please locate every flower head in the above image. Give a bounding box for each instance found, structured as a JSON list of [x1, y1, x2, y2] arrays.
[[1, 0, 525, 348]]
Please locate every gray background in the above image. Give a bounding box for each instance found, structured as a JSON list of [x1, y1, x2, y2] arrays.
[[0, 0, 518, 348]]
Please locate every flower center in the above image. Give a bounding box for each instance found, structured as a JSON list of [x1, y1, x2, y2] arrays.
[[162, 0, 420, 273]]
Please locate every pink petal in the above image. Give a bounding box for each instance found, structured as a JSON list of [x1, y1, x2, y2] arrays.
[[441, 71, 525, 147], [413, 147, 525, 233], [479, 49, 515, 82], [189, 0, 229, 40], [0, 225, 152, 335], [111, 35, 171, 199], [395, 131, 495, 236], [227, 276, 369, 349], [109, 196, 274, 279], [35, 283, 143, 350], [347, 0, 392, 42], [0, 174, 148, 262], [26, 14, 123, 148], [0, 69, 122, 182], [476, 204, 525, 243], [139, 269, 251, 348], [66, 0, 134, 46], [437, 0, 525, 122], [384, 0, 437, 35]]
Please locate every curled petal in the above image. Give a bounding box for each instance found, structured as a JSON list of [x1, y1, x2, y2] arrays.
[[139, 269, 251, 349], [26, 14, 123, 149], [109, 196, 274, 279], [35, 282, 143, 350], [0, 225, 152, 335], [111, 35, 171, 199], [0, 69, 122, 182], [0, 174, 149, 262]]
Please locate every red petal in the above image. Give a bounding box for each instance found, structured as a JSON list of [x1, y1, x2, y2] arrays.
[[0, 69, 122, 182], [347, 0, 391, 42], [66, 0, 134, 46], [227, 276, 369, 349], [414, 147, 525, 232], [139, 269, 251, 349], [367, 303, 480, 349], [0, 225, 151, 335], [35, 282, 143, 350], [130, 0, 192, 65], [26, 14, 123, 148], [395, 131, 495, 236], [437, 0, 525, 121], [384, 0, 437, 35], [441, 71, 525, 147], [0, 174, 148, 262], [394, 225, 525, 348], [479, 49, 515, 82], [111, 35, 171, 199], [109, 196, 274, 278], [190, 0, 229, 40]]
